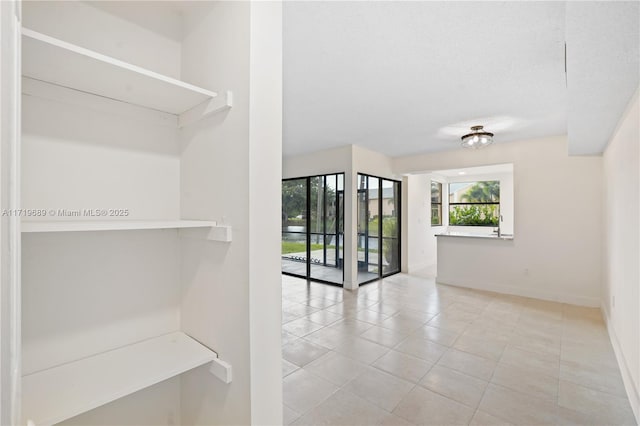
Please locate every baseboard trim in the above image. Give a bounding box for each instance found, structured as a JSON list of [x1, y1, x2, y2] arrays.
[[434, 277, 600, 307], [601, 304, 640, 424]]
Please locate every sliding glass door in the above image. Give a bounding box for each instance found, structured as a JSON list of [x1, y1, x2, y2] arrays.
[[282, 174, 344, 285], [357, 174, 401, 284]]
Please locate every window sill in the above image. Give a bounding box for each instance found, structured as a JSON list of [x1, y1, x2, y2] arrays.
[[435, 231, 514, 240]]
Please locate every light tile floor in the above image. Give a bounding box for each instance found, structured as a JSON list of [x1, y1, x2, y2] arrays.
[[281, 273, 636, 426]]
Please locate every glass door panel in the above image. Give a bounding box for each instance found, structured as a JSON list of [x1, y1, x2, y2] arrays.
[[366, 177, 380, 278], [337, 174, 344, 271], [282, 178, 308, 277], [357, 174, 367, 282], [382, 180, 400, 275], [310, 176, 327, 281]]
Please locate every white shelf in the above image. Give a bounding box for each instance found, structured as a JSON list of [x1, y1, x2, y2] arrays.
[[22, 28, 217, 115], [22, 332, 216, 426], [179, 224, 233, 243], [21, 220, 218, 233]]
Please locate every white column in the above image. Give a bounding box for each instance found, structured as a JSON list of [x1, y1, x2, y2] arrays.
[[0, 1, 22, 424], [248, 1, 283, 424], [343, 150, 359, 290]]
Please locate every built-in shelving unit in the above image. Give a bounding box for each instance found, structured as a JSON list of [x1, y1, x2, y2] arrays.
[[21, 28, 217, 115], [20, 15, 229, 424], [22, 332, 216, 426], [21, 220, 218, 233], [12, 3, 254, 424]]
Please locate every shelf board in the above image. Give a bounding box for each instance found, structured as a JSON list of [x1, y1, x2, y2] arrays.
[[22, 332, 216, 426], [21, 220, 218, 233], [22, 28, 217, 115]]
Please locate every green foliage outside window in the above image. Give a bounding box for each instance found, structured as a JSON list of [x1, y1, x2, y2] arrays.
[[382, 217, 398, 269], [281, 241, 330, 254], [431, 205, 441, 225], [449, 204, 499, 226]]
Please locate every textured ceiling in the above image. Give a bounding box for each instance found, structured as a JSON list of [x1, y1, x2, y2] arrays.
[[566, 1, 639, 155], [283, 1, 638, 157]]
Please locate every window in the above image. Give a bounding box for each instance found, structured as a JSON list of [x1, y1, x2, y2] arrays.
[[449, 180, 500, 226], [430, 181, 442, 226]]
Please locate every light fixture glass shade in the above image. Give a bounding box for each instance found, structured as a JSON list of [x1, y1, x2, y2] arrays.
[[461, 125, 494, 149]]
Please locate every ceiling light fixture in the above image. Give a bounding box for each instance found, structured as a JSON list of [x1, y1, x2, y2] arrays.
[[461, 125, 494, 149]]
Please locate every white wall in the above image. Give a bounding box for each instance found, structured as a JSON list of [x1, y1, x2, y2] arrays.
[[22, 1, 182, 78], [56, 378, 181, 426], [179, 2, 252, 425], [352, 144, 394, 180], [404, 174, 437, 275], [180, 2, 282, 425], [283, 144, 394, 180], [22, 231, 181, 376], [283, 145, 351, 179], [602, 88, 639, 421], [21, 79, 181, 222], [394, 136, 603, 306]]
